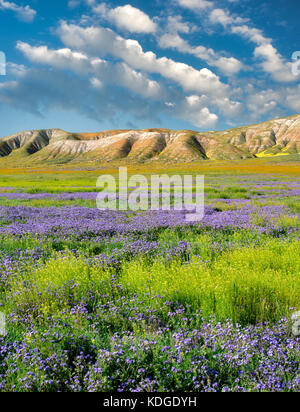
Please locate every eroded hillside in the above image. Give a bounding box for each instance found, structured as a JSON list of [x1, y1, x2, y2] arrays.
[[0, 114, 299, 165]]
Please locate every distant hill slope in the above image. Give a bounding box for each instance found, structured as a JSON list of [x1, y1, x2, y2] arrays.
[[0, 114, 300, 165]]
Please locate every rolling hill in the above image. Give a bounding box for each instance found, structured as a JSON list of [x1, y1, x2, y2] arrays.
[[0, 114, 300, 166]]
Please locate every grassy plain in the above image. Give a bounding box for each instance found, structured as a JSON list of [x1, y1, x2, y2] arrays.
[[0, 155, 299, 391]]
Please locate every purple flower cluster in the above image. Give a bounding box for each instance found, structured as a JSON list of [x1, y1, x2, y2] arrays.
[[0, 293, 299, 392], [0, 204, 297, 238]]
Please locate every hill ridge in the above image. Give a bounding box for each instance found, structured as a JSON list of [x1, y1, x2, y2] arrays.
[[0, 114, 300, 165]]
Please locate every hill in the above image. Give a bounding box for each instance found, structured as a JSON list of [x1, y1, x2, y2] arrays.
[[0, 114, 300, 166]]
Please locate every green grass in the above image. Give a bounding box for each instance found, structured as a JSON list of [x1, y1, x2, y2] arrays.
[[7, 253, 111, 313], [120, 238, 300, 324], [0, 234, 49, 254], [0, 197, 98, 208]]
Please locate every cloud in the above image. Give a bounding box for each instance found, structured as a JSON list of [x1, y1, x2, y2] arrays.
[[214, 96, 242, 117], [254, 44, 295, 83], [230, 24, 269, 45], [246, 88, 280, 116], [92, 3, 157, 33], [158, 33, 243, 75], [57, 22, 229, 98], [0, 60, 222, 130], [0, 0, 36, 22], [17, 42, 163, 99], [285, 85, 300, 112], [177, 0, 213, 10], [209, 7, 296, 83], [0, 67, 167, 125], [1, 1, 297, 133], [165, 15, 192, 34], [184, 95, 218, 128], [68, 0, 81, 8], [13, 35, 232, 129], [6, 62, 27, 76], [156, 13, 243, 76], [209, 8, 247, 27]]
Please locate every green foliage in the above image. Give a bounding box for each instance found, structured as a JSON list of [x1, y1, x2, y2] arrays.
[[8, 253, 111, 313], [120, 239, 300, 324]]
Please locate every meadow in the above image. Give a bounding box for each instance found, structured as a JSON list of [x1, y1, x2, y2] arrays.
[[0, 162, 299, 392]]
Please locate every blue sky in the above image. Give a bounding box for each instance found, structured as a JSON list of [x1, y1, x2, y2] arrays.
[[0, 0, 300, 136]]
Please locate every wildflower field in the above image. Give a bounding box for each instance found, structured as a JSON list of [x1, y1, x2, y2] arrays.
[[0, 164, 299, 392]]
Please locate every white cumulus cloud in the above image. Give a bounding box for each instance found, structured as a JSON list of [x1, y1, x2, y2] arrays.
[[17, 41, 163, 100], [184, 95, 218, 128], [0, 0, 36, 22], [254, 43, 295, 83], [93, 3, 157, 33], [57, 22, 229, 98]]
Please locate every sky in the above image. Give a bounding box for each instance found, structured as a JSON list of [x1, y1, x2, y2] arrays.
[[0, 0, 300, 136]]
